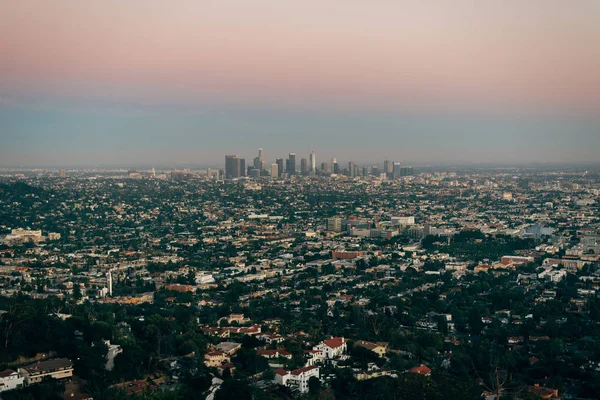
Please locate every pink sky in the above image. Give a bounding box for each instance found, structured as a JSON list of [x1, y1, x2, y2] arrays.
[[1, 0, 599, 112]]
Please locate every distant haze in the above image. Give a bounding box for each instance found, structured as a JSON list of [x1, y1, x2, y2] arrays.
[[1, 0, 599, 167]]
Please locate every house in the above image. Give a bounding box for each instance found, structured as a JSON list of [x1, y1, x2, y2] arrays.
[[257, 349, 292, 359], [304, 349, 320, 366], [204, 351, 230, 367], [353, 340, 388, 357], [273, 365, 320, 393], [18, 358, 73, 385], [217, 363, 236, 377], [314, 337, 347, 360], [409, 365, 431, 376], [215, 342, 242, 356], [0, 369, 24, 392], [220, 314, 251, 325], [257, 332, 285, 344]]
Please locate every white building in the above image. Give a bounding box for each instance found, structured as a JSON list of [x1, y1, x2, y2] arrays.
[[0, 369, 24, 392], [274, 365, 320, 393], [105, 340, 123, 370], [391, 216, 415, 226], [314, 337, 347, 360], [18, 359, 73, 385]]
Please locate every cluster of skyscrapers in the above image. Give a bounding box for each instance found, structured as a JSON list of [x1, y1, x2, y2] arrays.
[[224, 149, 414, 180]]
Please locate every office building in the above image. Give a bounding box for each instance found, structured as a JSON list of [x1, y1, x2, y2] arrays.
[[271, 163, 278, 178], [310, 151, 316, 173], [276, 158, 284, 177], [59, 169, 66, 178], [392, 162, 401, 179], [225, 154, 245, 179], [327, 217, 343, 232], [288, 153, 296, 175], [300, 158, 308, 175], [225, 155, 236, 179], [253, 148, 264, 170], [384, 160, 393, 176]]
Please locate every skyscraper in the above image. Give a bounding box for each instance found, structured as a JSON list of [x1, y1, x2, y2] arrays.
[[300, 158, 308, 175], [254, 148, 264, 170], [59, 169, 66, 178], [225, 155, 236, 179], [310, 151, 316, 173], [276, 158, 284, 177], [225, 154, 245, 178], [288, 153, 296, 175], [393, 162, 401, 179], [238, 158, 246, 177], [332, 158, 339, 175], [384, 159, 392, 176], [271, 163, 278, 178], [348, 161, 355, 177]]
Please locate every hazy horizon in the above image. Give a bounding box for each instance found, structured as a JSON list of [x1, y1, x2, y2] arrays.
[[1, 0, 599, 166]]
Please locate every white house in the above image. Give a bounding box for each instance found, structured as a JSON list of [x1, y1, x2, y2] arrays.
[[314, 337, 347, 360], [274, 365, 320, 393], [256, 332, 285, 344], [0, 369, 24, 392]]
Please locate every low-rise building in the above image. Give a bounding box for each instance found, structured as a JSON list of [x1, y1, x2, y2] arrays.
[[0, 369, 24, 392], [274, 365, 320, 393], [18, 359, 73, 385]]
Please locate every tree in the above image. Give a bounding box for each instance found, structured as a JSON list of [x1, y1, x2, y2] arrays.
[[308, 376, 321, 396], [215, 379, 253, 400]]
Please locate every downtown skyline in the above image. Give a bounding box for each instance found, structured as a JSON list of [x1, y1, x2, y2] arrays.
[[1, 0, 599, 167]]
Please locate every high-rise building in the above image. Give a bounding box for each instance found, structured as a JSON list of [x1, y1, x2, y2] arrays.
[[321, 162, 328, 174], [276, 158, 284, 177], [393, 162, 401, 179], [106, 271, 113, 296], [254, 148, 264, 170], [271, 163, 278, 178], [327, 217, 343, 232], [300, 158, 308, 175], [287, 153, 296, 175], [225, 155, 236, 179], [332, 158, 339, 174], [225, 154, 245, 178], [400, 166, 414, 177], [59, 169, 66, 178], [372, 166, 379, 176], [384, 159, 392, 175], [310, 151, 316, 173], [348, 161, 355, 177]]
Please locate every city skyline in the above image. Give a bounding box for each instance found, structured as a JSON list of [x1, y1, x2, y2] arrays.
[[1, 0, 599, 166]]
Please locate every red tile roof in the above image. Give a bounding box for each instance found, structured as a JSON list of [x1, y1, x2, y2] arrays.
[[323, 337, 345, 349], [410, 365, 431, 375]]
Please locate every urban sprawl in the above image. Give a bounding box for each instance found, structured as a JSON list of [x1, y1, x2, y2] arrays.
[[1, 152, 600, 400]]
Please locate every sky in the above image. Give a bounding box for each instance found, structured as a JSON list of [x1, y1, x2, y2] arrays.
[[1, 0, 599, 167]]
